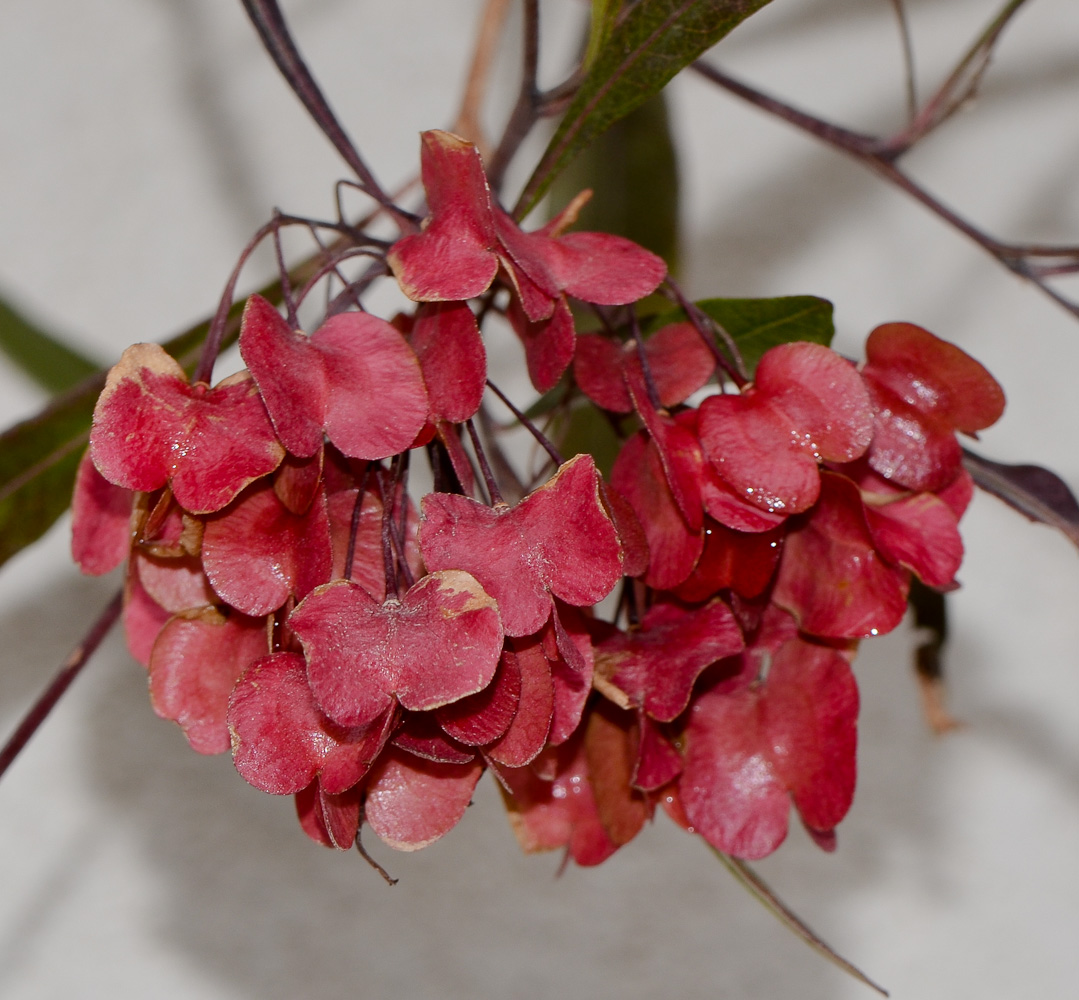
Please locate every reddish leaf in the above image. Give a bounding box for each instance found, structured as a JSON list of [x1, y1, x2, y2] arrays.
[[71, 449, 132, 576], [149, 606, 269, 754], [289, 571, 504, 727], [410, 302, 487, 424], [240, 296, 429, 461], [364, 749, 484, 851], [228, 652, 393, 795], [388, 131, 501, 302], [91, 343, 284, 514], [773, 473, 908, 639], [202, 481, 332, 616], [420, 454, 623, 636], [595, 600, 744, 722], [761, 640, 859, 833]]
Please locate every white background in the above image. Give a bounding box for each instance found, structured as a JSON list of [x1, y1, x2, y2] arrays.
[[1, 1, 1078, 997]]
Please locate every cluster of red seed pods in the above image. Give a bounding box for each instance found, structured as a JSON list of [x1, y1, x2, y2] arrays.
[[71, 130, 1005, 863]]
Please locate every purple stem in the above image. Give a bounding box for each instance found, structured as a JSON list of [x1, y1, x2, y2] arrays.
[[0, 590, 122, 781]]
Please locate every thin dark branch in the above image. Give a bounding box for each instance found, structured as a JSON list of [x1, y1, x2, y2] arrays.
[[239, 0, 412, 231], [486, 0, 541, 195], [887, 0, 918, 121], [485, 379, 564, 466], [466, 418, 505, 505], [0, 590, 123, 781], [691, 60, 1079, 324]]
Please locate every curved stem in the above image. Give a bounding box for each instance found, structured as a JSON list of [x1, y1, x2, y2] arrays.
[[239, 0, 413, 233], [0, 590, 122, 782], [691, 60, 1079, 324]]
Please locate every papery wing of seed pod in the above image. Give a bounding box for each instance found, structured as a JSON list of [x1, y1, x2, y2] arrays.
[[201, 481, 332, 617], [497, 738, 619, 866], [274, 450, 324, 515], [228, 652, 393, 795], [675, 409, 783, 534], [595, 600, 744, 723], [634, 715, 683, 791], [862, 490, 963, 589], [364, 749, 484, 851], [610, 431, 702, 590], [421, 454, 623, 636], [123, 566, 172, 668], [757, 342, 874, 462], [673, 521, 785, 603], [680, 682, 791, 860], [239, 295, 328, 458], [295, 780, 362, 850], [388, 130, 501, 302], [547, 605, 594, 746], [574, 334, 632, 412], [507, 295, 577, 393], [761, 639, 859, 835], [625, 371, 704, 530], [312, 311, 429, 460], [71, 449, 132, 576], [584, 701, 650, 849], [861, 325, 1004, 492], [631, 322, 716, 406], [493, 207, 563, 311], [437, 651, 522, 747], [409, 301, 487, 424], [289, 571, 503, 728], [772, 472, 909, 639], [133, 550, 216, 614], [486, 646, 554, 767], [864, 322, 1005, 433], [699, 343, 873, 517], [392, 713, 476, 764], [92, 343, 284, 513], [149, 606, 269, 755], [542, 231, 667, 306], [698, 391, 822, 516], [599, 483, 650, 579], [937, 467, 974, 519]]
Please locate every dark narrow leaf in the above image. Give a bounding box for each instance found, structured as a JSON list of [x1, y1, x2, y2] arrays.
[[519, 0, 772, 214], [549, 92, 681, 275], [908, 578, 960, 734], [710, 847, 889, 996], [0, 292, 101, 394], [647, 295, 834, 377], [963, 448, 1079, 550]]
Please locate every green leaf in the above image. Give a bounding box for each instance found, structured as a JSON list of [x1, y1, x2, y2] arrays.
[[696, 295, 835, 375], [518, 0, 772, 214], [584, 0, 627, 69], [0, 291, 101, 394], [549, 92, 680, 276], [649, 295, 834, 377], [552, 399, 625, 479]]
